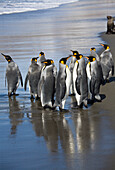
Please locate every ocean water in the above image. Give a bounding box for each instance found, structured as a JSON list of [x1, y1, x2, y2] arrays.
[[0, 0, 78, 15]]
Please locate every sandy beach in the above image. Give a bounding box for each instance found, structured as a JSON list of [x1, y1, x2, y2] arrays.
[[0, 0, 115, 169]]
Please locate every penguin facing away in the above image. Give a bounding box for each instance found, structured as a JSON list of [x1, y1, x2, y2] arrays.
[[86, 56, 102, 102], [100, 43, 114, 82], [69, 50, 79, 95], [55, 56, 71, 110], [24, 57, 41, 100], [39, 59, 57, 109], [1, 53, 23, 97], [90, 47, 103, 84], [73, 54, 88, 107]]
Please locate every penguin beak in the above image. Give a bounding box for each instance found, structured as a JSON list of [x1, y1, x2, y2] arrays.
[[84, 56, 89, 60], [66, 55, 71, 60], [99, 43, 104, 47], [70, 50, 73, 52], [1, 53, 6, 58]]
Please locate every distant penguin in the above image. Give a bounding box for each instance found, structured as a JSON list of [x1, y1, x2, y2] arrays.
[[39, 59, 57, 109], [100, 43, 114, 82], [106, 16, 114, 34], [24, 57, 41, 100], [73, 54, 88, 107], [1, 53, 23, 97], [86, 56, 102, 102], [38, 51, 46, 67], [90, 47, 103, 84], [55, 56, 71, 110], [69, 50, 79, 95]]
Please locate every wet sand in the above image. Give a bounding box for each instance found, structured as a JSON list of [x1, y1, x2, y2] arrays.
[[0, 0, 115, 169]]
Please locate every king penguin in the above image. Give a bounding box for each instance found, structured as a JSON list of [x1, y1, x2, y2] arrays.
[[100, 43, 114, 82], [39, 59, 57, 109], [90, 47, 103, 84], [73, 54, 88, 107], [86, 56, 102, 102], [1, 53, 23, 97], [55, 56, 71, 110], [69, 50, 79, 95], [24, 57, 41, 100], [38, 51, 46, 67]]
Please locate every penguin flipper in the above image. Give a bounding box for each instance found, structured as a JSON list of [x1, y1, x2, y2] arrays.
[[90, 75, 96, 94], [5, 74, 7, 87], [19, 71, 23, 87], [24, 73, 29, 91], [75, 75, 81, 95]]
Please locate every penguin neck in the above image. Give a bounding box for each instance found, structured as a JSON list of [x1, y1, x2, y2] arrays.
[[105, 48, 110, 52], [39, 56, 46, 62], [8, 60, 13, 63], [59, 63, 66, 70]]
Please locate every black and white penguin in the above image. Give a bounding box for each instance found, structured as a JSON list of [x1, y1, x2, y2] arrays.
[[69, 50, 79, 95], [1, 53, 23, 97], [86, 56, 102, 102], [39, 59, 57, 109], [24, 57, 41, 100], [100, 43, 114, 82], [55, 56, 71, 110], [73, 54, 88, 107]]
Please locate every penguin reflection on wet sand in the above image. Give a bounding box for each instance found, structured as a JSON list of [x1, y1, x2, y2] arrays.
[[55, 56, 71, 110], [38, 59, 57, 109], [1, 53, 23, 97], [24, 57, 40, 100], [100, 43, 114, 82], [73, 54, 88, 108], [69, 50, 79, 95], [86, 56, 102, 102]]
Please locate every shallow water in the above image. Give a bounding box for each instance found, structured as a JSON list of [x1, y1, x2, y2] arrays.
[[0, 0, 115, 169]]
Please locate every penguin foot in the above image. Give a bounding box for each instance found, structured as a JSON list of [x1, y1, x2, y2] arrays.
[[95, 94, 102, 102], [35, 96, 40, 100], [43, 105, 55, 110], [8, 92, 12, 97], [30, 95, 34, 100], [69, 93, 75, 96]]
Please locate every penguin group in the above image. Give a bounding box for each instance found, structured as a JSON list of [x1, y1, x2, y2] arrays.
[[1, 43, 114, 110]]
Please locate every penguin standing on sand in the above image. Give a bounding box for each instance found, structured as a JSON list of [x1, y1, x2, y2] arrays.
[[90, 47, 103, 84], [69, 50, 79, 95], [86, 56, 102, 102], [24, 57, 41, 100], [55, 56, 71, 110], [39, 59, 57, 109], [1, 53, 23, 97], [73, 54, 88, 107], [100, 43, 114, 82]]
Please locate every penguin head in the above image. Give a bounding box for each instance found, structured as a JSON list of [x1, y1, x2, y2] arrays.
[[39, 51, 45, 57], [59, 56, 71, 65], [74, 54, 83, 60], [86, 56, 96, 62], [1, 53, 13, 63], [90, 47, 96, 51], [70, 50, 79, 56], [100, 43, 110, 50], [42, 59, 54, 69], [31, 57, 38, 63]]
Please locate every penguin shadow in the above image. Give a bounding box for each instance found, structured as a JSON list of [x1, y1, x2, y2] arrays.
[[109, 76, 115, 83], [87, 94, 106, 107], [8, 96, 24, 135]]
